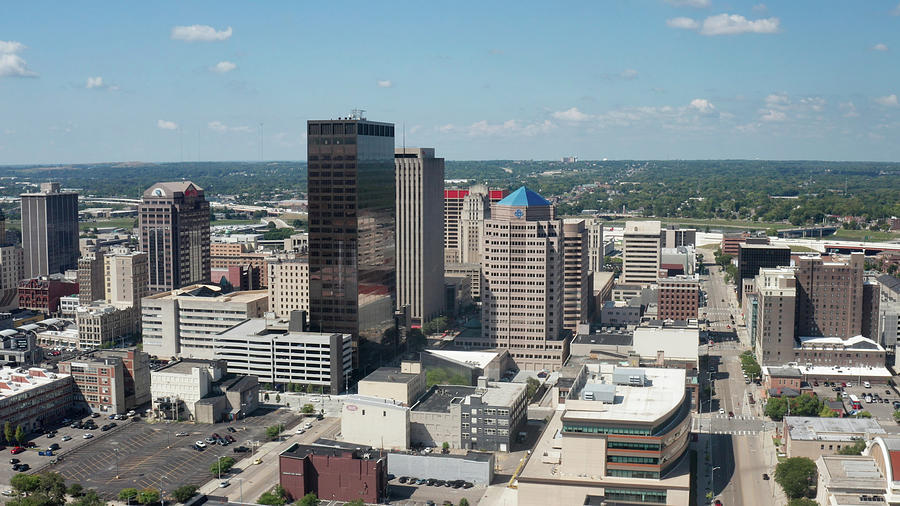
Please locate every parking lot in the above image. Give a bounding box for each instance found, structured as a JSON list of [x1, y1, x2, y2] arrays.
[[386, 478, 486, 506], [39, 407, 300, 500], [810, 381, 900, 425]]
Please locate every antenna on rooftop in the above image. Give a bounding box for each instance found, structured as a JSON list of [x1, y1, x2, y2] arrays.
[[350, 108, 366, 120]]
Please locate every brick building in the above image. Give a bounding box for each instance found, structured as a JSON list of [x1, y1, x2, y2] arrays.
[[18, 275, 79, 314], [210, 243, 268, 288], [0, 367, 74, 431], [59, 348, 151, 414], [279, 441, 388, 503], [657, 275, 700, 321]]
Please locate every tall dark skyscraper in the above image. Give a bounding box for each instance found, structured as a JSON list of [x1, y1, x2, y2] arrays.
[[21, 182, 79, 278], [307, 114, 396, 368], [139, 181, 210, 293]]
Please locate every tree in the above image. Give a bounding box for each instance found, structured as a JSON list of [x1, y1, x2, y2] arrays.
[[67, 484, 84, 498], [893, 410, 900, 423], [275, 394, 281, 403], [4, 421, 12, 444], [790, 393, 822, 417], [819, 405, 837, 418], [526, 377, 541, 400], [856, 410, 873, 418], [38, 473, 67, 504], [136, 488, 160, 505], [765, 397, 789, 421], [11, 474, 41, 495], [296, 493, 319, 506], [171, 485, 198, 503], [345, 501, 365, 506], [459, 499, 470, 506], [788, 498, 818, 506], [210, 457, 236, 476], [14, 425, 25, 445], [257, 486, 288, 506], [118, 488, 139, 505], [837, 439, 866, 455], [301, 403, 315, 415], [775, 457, 817, 499], [422, 316, 450, 335], [70, 489, 105, 506], [442, 441, 450, 452], [265, 424, 284, 440]]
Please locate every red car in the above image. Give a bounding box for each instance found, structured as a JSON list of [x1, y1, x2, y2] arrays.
[[10, 447, 24, 455]]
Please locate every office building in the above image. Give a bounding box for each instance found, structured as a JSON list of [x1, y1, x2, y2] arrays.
[[150, 358, 225, 421], [445, 262, 482, 300], [815, 455, 886, 506], [862, 279, 881, 341], [444, 186, 507, 264], [0, 245, 24, 310], [660, 246, 696, 277], [59, 348, 150, 414], [721, 232, 769, 257], [517, 366, 691, 505], [480, 187, 569, 371], [21, 182, 79, 278], [395, 147, 444, 325], [657, 275, 700, 321], [632, 320, 700, 366], [307, 115, 396, 369], [357, 361, 427, 407], [754, 267, 797, 366], [0, 327, 41, 366], [279, 441, 388, 504], [141, 284, 268, 359], [213, 317, 352, 394], [283, 232, 309, 253], [876, 274, 900, 351], [661, 225, 696, 249], [562, 219, 590, 332], [0, 367, 74, 432], [104, 248, 149, 309], [794, 253, 864, 339], [737, 244, 790, 300], [266, 254, 309, 318], [75, 303, 140, 349], [341, 395, 410, 451], [18, 275, 79, 314], [210, 243, 268, 288], [139, 181, 210, 293], [783, 416, 884, 459], [77, 250, 105, 304], [587, 218, 605, 275], [621, 221, 662, 286]]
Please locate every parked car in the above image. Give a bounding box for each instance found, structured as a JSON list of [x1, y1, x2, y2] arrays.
[[175, 432, 189, 437], [61, 436, 72, 442], [83, 434, 93, 439], [196, 441, 207, 448], [48, 443, 59, 451], [398, 476, 409, 484], [233, 446, 250, 453], [9, 458, 19, 464], [10, 447, 24, 455]]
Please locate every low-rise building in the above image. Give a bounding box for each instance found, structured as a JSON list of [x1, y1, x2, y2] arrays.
[[656, 275, 699, 321], [784, 416, 885, 459], [517, 366, 691, 506], [0, 328, 42, 366], [75, 303, 140, 349], [150, 359, 225, 421], [59, 295, 79, 318], [422, 349, 514, 383], [794, 335, 886, 369], [18, 275, 79, 314], [815, 455, 886, 505], [59, 348, 150, 414], [0, 367, 74, 432], [213, 317, 352, 394], [600, 299, 643, 327], [279, 441, 388, 504], [569, 330, 634, 358], [866, 436, 900, 503], [358, 362, 426, 406], [340, 395, 410, 451], [193, 375, 259, 423], [387, 451, 494, 486], [632, 320, 700, 367]]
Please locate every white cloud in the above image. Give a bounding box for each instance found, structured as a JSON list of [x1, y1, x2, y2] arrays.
[[620, 68, 639, 80], [157, 120, 178, 130], [86, 76, 104, 89], [552, 107, 592, 122], [667, 17, 700, 30], [0, 40, 37, 78], [759, 109, 786, 122], [212, 61, 236, 73], [171, 25, 232, 42], [376, 80, 393, 88], [875, 94, 899, 107], [689, 98, 715, 114], [799, 96, 825, 112], [438, 124, 455, 134], [872, 43, 889, 52], [840, 102, 859, 118], [440, 119, 556, 137], [765, 93, 789, 107], [699, 14, 780, 35], [207, 121, 252, 133], [665, 0, 710, 6]]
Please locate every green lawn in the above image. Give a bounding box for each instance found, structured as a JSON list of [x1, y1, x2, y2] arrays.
[[212, 219, 260, 226], [587, 217, 793, 231], [789, 245, 819, 252], [79, 218, 135, 231], [829, 228, 899, 242]]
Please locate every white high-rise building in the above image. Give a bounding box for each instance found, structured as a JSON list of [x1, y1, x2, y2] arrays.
[[395, 148, 444, 325], [267, 254, 309, 318], [622, 220, 662, 286]]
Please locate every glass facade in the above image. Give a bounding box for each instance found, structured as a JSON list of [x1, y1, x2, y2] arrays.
[[604, 488, 667, 504], [307, 119, 395, 367]]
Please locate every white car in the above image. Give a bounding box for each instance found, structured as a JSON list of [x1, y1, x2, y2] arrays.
[[83, 433, 93, 439], [219, 480, 230, 488], [304, 423, 312, 429], [126, 410, 136, 417], [196, 441, 207, 448], [175, 432, 189, 437], [295, 428, 306, 434], [61, 436, 72, 442]]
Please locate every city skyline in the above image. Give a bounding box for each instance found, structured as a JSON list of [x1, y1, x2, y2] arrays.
[[1, 1, 899, 163]]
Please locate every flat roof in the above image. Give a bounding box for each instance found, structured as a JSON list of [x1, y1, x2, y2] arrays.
[[767, 366, 803, 378], [153, 359, 221, 375], [478, 381, 526, 407], [0, 367, 70, 400], [145, 284, 268, 303], [818, 455, 885, 491], [565, 367, 686, 424], [425, 349, 499, 369], [361, 367, 421, 385], [785, 416, 885, 442], [624, 220, 661, 234], [343, 395, 408, 412], [572, 332, 633, 347], [799, 335, 884, 351], [413, 385, 476, 413]]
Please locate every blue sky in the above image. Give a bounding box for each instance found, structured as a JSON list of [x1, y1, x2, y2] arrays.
[[1, 1, 899, 163]]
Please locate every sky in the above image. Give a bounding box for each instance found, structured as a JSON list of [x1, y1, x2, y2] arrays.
[[1, 1, 900, 163]]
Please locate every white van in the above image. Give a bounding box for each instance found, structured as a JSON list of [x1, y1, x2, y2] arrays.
[[864, 381, 871, 388]]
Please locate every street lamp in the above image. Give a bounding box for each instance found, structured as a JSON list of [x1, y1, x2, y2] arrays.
[[114, 447, 120, 479], [711, 465, 721, 494], [235, 477, 244, 504], [217, 455, 224, 480]]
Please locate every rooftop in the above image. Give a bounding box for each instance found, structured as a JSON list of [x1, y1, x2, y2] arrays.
[[280, 442, 385, 461], [361, 367, 422, 385], [799, 335, 884, 351], [342, 395, 409, 412], [153, 358, 222, 375], [145, 284, 268, 303], [0, 367, 69, 400], [425, 349, 500, 369], [766, 366, 803, 378], [785, 416, 885, 442], [624, 220, 661, 235], [572, 332, 633, 348], [142, 181, 203, 198], [565, 366, 686, 424], [495, 186, 551, 207], [412, 385, 477, 413], [818, 455, 885, 492]]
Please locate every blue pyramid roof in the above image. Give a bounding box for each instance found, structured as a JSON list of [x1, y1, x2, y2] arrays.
[[496, 186, 551, 207]]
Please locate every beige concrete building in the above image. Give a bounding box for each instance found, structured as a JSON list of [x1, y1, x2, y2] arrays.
[[283, 232, 308, 253], [0, 245, 24, 310], [443, 187, 507, 264], [587, 218, 605, 275], [815, 455, 886, 506], [104, 248, 149, 309], [445, 262, 482, 300], [357, 361, 427, 406], [755, 267, 798, 366], [150, 358, 226, 421], [77, 250, 105, 304], [518, 366, 691, 506], [459, 184, 491, 265], [479, 187, 569, 371], [563, 219, 590, 333], [267, 254, 309, 318], [340, 395, 410, 451], [75, 303, 141, 349], [784, 416, 884, 459], [622, 221, 662, 286], [395, 148, 444, 325], [141, 284, 268, 359]]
